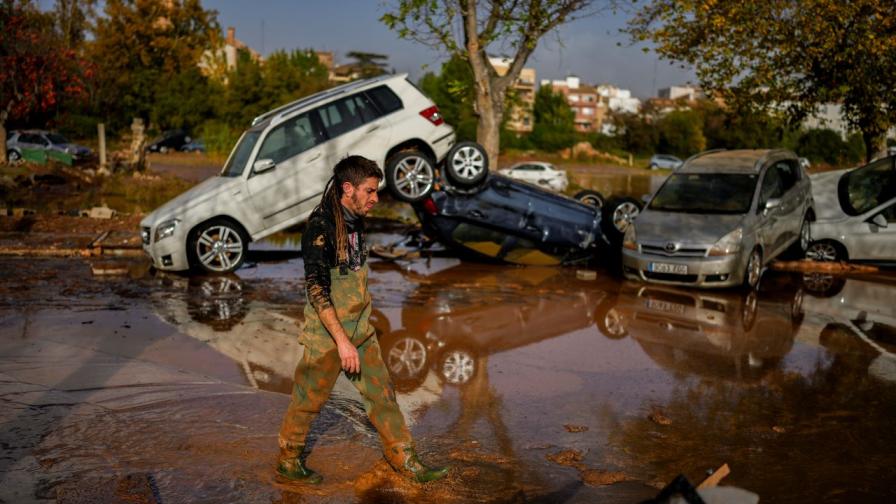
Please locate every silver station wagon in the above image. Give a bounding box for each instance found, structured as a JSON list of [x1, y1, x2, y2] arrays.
[[622, 149, 814, 289]]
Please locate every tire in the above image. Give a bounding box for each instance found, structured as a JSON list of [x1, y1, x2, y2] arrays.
[[188, 218, 249, 274], [594, 295, 627, 340], [741, 289, 758, 331], [805, 240, 846, 262], [602, 196, 642, 242], [7, 149, 21, 162], [574, 189, 605, 209], [801, 272, 846, 298], [649, 163, 657, 170], [439, 347, 477, 385], [784, 215, 812, 258], [385, 150, 435, 203], [383, 330, 429, 383], [159, 146, 169, 154], [444, 141, 489, 188], [743, 247, 763, 290]]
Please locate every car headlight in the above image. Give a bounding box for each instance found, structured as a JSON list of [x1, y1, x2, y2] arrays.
[[708, 228, 743, 256], [154, 219, 180, 242], [623, 225, 638, 251]]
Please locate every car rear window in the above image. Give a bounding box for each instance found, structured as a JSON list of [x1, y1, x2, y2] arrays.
[[366, 85, 403, 115], [650, 173, 758, 214]]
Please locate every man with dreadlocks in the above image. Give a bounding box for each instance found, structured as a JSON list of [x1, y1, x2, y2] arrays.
[[277, 155, 448, 484]]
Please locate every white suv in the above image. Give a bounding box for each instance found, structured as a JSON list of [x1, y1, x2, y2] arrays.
[[140, 74, 459, 274]]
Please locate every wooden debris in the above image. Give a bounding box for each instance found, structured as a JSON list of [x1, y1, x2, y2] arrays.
[[648, 409, 672, 426], [771, 259, 878, 274], [576, 269, 597, 280], [697, 463, 731, 489], [564, 424, 589, 433]]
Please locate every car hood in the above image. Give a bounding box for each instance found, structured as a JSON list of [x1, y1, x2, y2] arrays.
[[635, 209, 744, 245], [141, 175, 237, 226], [810, 169, 849, 221]]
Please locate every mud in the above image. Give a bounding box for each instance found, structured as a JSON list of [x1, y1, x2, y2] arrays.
[[2, 244, 896, 503]]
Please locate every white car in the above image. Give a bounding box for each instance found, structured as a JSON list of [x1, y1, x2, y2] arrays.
[[140, 74, 461, 274], [497, 161, 568, 192], [806, 155, 895, 263]]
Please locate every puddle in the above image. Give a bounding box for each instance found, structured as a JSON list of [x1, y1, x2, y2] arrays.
[[2, 253, 896, 502]]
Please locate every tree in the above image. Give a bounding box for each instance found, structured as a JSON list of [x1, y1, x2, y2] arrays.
[[1, 0, 90, 163], [418, 55, 478, 142], [345, 51, 389, 78], [655, 109, 705, 158], [530, 85, 575, 151], [627, 0, 896, 161], [89, 0, 218, 130], [382, 1, 609, 165], [53, 0, 97, 48]]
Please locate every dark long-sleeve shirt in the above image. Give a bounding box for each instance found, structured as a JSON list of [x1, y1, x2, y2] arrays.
[[302, 205, 366, 312]]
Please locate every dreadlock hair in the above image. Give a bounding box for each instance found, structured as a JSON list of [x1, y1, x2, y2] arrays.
[[316, 155, 383, 265]]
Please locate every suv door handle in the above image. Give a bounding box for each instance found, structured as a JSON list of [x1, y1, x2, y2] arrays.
[[366, 125, 380, 133], [307, 152, 321, 162]]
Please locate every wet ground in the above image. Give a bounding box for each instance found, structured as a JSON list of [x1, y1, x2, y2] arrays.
[[2, 234, 896, 503]]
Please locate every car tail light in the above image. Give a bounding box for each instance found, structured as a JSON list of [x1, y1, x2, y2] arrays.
[[422, 197, 439, 216], [419, 106, 444, 126]]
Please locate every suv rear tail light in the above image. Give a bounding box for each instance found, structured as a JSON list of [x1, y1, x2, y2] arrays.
[[419, 106, 444, 126], [422, 198, 439, 216]]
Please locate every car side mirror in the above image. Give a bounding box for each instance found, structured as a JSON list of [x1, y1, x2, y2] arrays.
[[871, 213, 888, 228], [764, 198, 781, 212], [253, 158, 276, 174]]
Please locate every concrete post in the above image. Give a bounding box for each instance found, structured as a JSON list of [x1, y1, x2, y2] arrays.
[[97, 123, 107, 168]]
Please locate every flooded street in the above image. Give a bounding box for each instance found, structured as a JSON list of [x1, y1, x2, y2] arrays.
[[1, 242, 895, 502]]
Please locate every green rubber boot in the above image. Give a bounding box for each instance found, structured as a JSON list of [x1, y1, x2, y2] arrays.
[[385, 444, 449, 483], [276, 445, 323, 484]]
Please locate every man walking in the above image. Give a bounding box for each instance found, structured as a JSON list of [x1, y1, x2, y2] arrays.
[[277, 155, 448, 484]]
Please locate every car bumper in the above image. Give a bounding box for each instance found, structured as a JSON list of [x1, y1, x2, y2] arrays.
[[141, 226, 190, 271], [622, 249, 746, 288]]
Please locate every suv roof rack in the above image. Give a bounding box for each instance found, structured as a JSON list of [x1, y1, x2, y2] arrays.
[[251, 73, 404, 127], [681, 149, 726, 166]]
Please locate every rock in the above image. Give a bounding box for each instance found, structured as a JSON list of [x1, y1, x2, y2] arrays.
[[576, 269, 597, 280], [564, 424, 589, 433]]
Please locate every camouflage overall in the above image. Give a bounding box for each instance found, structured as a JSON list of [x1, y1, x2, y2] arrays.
[[279, 262, 412, 460]]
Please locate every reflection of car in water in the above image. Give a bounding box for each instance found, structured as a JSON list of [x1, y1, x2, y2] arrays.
[[799, 275, 896, 383], [371, 263, 615, 388], [609, 272, 805, 381]]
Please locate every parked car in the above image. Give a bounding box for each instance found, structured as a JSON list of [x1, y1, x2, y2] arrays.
[[5, 130, 93, 162], [412, 173, 607, 266], [140, 73, 458, 274], [181, 138, 206, 153], [497, 161, 568, 192], [622, 149, 815, 289], [147, 129, 193, 153], [648, 154, 683, 170], [805, 155, 895, 263]]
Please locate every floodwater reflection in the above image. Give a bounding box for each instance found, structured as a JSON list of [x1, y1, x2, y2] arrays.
[[145, 260, 896, 502]]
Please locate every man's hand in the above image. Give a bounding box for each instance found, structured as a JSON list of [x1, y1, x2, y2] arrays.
[[337, 340, 360, 374]]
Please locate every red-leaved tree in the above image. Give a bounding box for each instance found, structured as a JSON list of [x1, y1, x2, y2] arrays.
[[1, 0, 91, 163]]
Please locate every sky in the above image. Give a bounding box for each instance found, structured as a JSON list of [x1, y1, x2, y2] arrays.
[[202, 0, 697, 99]]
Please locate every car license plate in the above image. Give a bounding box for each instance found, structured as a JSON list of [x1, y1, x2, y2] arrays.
[[649, 262, 688, 274], [646, 299, 686, 315]]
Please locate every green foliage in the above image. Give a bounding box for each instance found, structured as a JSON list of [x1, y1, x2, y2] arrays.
[[530, 86, 576, 151], [417, 56, 477, 142], [796, 129, 865, 165], [656, 109, 705, 157], [627, 0, 896, 161], [151, 67, 214, 131], [612, 113, 658, 156], [345, 51, 389, 78], [200, 120, 240, 157]]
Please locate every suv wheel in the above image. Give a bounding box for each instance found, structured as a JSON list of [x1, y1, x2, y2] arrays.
[[8, 149, 21, 162], [445, 141, 489, 188], [188, 218, 249, 274], [805, 240, 845, 262], [573, 189, 605, 209], [385, 150, 435, 203]]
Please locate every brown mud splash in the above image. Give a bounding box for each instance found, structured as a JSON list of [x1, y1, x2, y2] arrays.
[[547, 449, 629, 487]]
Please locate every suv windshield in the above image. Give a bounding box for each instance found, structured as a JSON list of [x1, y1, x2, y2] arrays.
[[649, 173, 758, 214], [221, 130, 261, 177], [838, 156, 896, 215]]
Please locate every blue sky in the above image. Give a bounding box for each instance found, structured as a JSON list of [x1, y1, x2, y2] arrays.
[[203, 0, 696, 98]]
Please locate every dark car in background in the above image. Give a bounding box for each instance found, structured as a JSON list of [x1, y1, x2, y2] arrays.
[[147, 129, 193, 153]]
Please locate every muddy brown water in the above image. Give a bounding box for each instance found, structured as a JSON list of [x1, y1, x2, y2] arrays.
[[1, 245, 895, 503]]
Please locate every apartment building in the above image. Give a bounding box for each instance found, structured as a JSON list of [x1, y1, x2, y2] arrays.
[[490, 57, 536, 133]]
